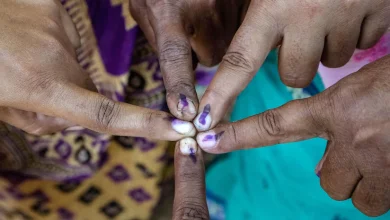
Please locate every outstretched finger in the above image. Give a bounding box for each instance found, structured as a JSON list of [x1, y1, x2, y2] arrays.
[[148, 2, 198, 120], [197, 98, 327, 153], [194, 2, 280, 131], [173, 138, 209, 220]]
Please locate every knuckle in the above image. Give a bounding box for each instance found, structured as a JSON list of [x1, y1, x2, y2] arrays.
[[281, 72, 311, 88], [166, 80, 194, 94], [257, 109, 283, 138], [228, 124, 238, 146], [174, 201, 209, 220], [178, 170, 203, 183], [159, 40, 190, 67], [222, 51, 255, 74], [94, 97, 119, 131], [139, 111, 161, 137]]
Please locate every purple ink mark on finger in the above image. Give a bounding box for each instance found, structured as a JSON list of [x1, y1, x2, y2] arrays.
[[202, 131, 225, 142], [179, 94, 189, 108], [164, 116, 176, 122], [189, 148, 197, 164], [316, 170, 321, 178], [171, 119, 186, 126], [198, 104, 211, 125]]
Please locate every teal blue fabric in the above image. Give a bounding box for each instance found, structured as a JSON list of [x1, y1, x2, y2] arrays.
[[205, 50, 389, 220]]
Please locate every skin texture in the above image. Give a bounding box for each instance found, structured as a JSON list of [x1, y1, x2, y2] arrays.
[[196, 0, 390, 132], [2, 0, 390, 218], [173, 142, 209, 220], [0, 0, 193, 141], [197, 55, 390, 217], [129, 0, 247, 121], [129, 0, 390, 217]]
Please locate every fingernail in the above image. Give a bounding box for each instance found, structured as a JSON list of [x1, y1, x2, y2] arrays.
[[179, 137, 197, 155], [194, 104, 211, 131], [171, 119, 196, 136], [196, 131, 224, 149], [177, 94, 196, 115], [315, 161, 323, 177]]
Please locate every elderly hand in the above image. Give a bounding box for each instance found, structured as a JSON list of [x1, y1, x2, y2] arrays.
[[172, 138, 209, 220], [0, 0, 195, 140], [129, 0, 249, 121], [194, 0, 390, 131], [196, 55, 390, 217]]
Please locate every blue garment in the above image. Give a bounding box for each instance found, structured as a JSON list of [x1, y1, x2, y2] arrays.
[[206, 50, 389, 220]]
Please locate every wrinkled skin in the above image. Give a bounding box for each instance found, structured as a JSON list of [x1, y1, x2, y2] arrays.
[[0, 0, 191, 141], [129, 0, 390, 218], [130, 0, 250, 120], [197, 0, 390, 132], [2, 0, 390, 218], [197, 55, 390, 217]]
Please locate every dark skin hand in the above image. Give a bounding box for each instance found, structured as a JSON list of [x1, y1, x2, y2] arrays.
[[173, 143, 209, 220], [197, 55, 390, 217], [196, 0, 390, 132], [129, 0, 250, 121], [130, 1, 390, 217], [0, 0, 195, 140]]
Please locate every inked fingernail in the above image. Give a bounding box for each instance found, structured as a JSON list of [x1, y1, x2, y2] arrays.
[[178, 94, 196, 115], [197, 131, 224, 149], [171, 119, 196, 136], [194, 104, 211, 131], [315, 160, 324, 178], [179, 137, 197, 157]]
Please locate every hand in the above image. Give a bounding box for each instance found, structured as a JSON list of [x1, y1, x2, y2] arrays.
[[196, 55, 390, 217], [0, 0, 195, 140], [129, 0, 249, 121], [172, 138, 209, 220], [194, 0, 390, 131]]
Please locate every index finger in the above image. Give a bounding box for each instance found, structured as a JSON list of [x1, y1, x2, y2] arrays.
[[9, 82, 196, 141], [173, 138, 209, 220], [148, 2, 198, 121], [194, 3, 280, 131], [196, 98, 327, 153]]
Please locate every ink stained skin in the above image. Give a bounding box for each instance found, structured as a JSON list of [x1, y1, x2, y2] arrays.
[[202, 131, 225, 142], [179, 94, 189, 108], [189, 148, 197, 164], [198, 104, 211, 125]]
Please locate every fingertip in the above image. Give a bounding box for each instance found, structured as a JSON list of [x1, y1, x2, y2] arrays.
[[178, 137, 198, 156], [167, 93, 198, 121], [196, 130, 225, 153], [194, 104, 212, 131], [177, 93, 197, 117], [171, 118, 196, 137]]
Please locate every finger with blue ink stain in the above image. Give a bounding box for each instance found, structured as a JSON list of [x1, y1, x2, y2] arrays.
[[177, 94, 196, 116], [173, 138, 209, 219], [179, 137, 198, 159], [194, 104, 211, 131], [196, 131, 224, 150]]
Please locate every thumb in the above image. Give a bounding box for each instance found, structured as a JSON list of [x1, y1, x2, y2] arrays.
[[196, 98, 327, 153]]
